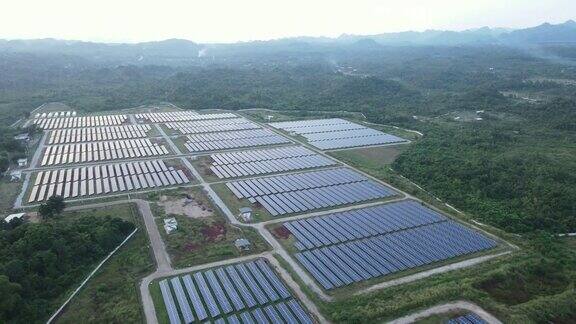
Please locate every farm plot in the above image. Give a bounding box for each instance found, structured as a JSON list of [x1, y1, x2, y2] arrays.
[[28, 159, 191, 203], [39, 139, 169, 166], [269, 118, 407, 150], [157, 259, 313, 324], [208, 146, 337, 179], [281, 201, 497, 290], [184, 129, 290, 153], [33, 114, 128, 129], [136, 111, 237, 123], [166, 118, 260, 135], [225, 168, 397, 216], [47, 124, 152, 144]]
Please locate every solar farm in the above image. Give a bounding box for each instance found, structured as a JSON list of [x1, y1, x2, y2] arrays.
[[269, 118, 408, 150], [157, 259, 313, 324], [283, 200, 497, 289], [17, 107, 506, 323]]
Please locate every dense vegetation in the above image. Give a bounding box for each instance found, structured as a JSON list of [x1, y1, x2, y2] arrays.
[[0, 216, 135, 323]]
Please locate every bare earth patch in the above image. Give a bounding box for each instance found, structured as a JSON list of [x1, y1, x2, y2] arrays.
[[157, 194, 214, 218]]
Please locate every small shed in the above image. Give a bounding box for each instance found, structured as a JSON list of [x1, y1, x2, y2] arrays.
[[14, 133, 30, 141], [10, 170, 22, 182], [17, 158, 28, 167], [4, 213, 26, 223], [238, 207, 253, 222], [234, 238, 251, 251], [163, 217, 178, 234]]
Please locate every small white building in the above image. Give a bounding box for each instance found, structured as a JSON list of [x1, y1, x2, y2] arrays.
[[163, 217, 178, 234], [14, 133, 30, 141], [4, 213, 25, 223], [238, 207, 253, 222], [10, 170, 22, 182], [234, 238, 251, 251], [17, 158, 28, 167]]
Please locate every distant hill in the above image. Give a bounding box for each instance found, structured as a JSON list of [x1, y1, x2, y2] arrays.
[[0, 20, 575, 64], [502, 20, 576, 43]]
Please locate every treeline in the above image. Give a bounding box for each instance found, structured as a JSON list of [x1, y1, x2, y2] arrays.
[[0, 216, 135, 323]]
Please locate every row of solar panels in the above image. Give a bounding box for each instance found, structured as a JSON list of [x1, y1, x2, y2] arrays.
[[254, 181, 395, 216], [187, 129, 279, 142], [34, 159, 177, 184], [269, 118, 407, 150], [35, 111, 76, 118], [136, 112, 236, 123], [210, 146, 317, 166], [33, 115, 127, 129], [40, 139, 169, 166], [227, 168, 372, 199], [159, 259, 312, 324], [447, 313, 487, 324], [284, 200, 447, 251], [295, 221, 497, 290], [310, 134, 406, 150], [185, 135, 290, 153], [29, 162, 189, 202], [269, 118, 350, 130], [283, 123, 365, 135], [47, 124, 152, 144], [210, 155, 336, 179], [302, 127, 384, 142], [210, 299, 311, 324], [166, 118, 259, 135]]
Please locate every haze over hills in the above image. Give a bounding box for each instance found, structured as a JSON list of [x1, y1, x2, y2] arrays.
[[0, 20, 575, 63]]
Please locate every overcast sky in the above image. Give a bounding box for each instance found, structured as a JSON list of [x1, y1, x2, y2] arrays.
[[1, 0, 574, 43]]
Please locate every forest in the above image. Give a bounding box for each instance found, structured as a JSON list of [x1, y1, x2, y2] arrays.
[[0, 215, 135, 323]]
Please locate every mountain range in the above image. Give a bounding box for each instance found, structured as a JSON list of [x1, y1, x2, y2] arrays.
[[0, 20, 574, 64]]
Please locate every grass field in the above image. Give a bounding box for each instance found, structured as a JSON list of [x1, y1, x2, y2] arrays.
[[0, 177, 22, 214], [149, 187, 270, 268], [329, 144, 409, 166]]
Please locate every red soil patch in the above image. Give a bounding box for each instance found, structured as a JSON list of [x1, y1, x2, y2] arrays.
[[202, 223, 227, 242], [273, 225, 291, 239]]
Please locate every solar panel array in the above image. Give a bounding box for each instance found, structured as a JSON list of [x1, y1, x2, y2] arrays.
[[269, 118, 407, 150], [34, 111, 76, 118], [33, 115, 127, 129], [184, 129, 290, 153], [136, 111, 237, 123], [47, 125, 152, 144], [158, 259, 313, 324], [28, 159, 190, 202], [40, 139, 169, 166], [209, 146, 337, 179], [284, 200, 446, 250], [285, 202, 497, 290], [448, 313, 487, 324], [225, 168, 397, 216], [166, 118, 260, 134]]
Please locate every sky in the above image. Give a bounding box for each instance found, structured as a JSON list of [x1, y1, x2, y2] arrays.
[[1, 0, 575, 43]]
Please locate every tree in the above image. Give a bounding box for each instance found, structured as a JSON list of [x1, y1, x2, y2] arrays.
[[38, 195, 66, 220], [0, 275, 22, 319]]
